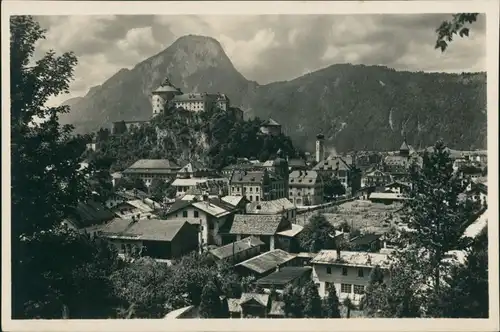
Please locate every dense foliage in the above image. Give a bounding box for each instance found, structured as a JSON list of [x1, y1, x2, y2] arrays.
[[361, 140, 487, 318], [10, 15, 123, 319], [86, 105, 299, 172], [435, 14, 479, 52], [298, 213, 337, 253], [322, 283, 341, 318]]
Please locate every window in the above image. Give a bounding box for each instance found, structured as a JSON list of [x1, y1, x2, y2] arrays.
[[256, 196, 260, 201], [249, 196, 253, 201], [358, 268, 364, 278], [325, 282, 333, 292], [182, 211, 188, 218], [326, 266, 332, 274], [194, 210, 199, 218], [341, 283, 352, 294], [342, 267, 348, 276], [256, 187, 259, 192], [249, 187, 253, 192], [354, 285, 365, 295]]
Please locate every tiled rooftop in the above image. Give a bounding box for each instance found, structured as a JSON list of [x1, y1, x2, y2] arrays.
[[255, 266, 312, 286], [229, 214, 286, 235], [209, 236, 264, 260], [311, 250, 390, 268], [246, 198, 295, 214], [236, 249, 296, 274], [99, 218, 188, 242], [125, 159, 180, 171]]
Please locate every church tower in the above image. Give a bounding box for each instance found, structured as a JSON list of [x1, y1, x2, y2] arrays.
[[316, 134, 325, 163], [151, 77, 182, 118], [399, 137, 410, 157]]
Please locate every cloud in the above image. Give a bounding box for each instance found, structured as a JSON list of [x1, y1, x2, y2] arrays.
[[34, 13, 486, 105]]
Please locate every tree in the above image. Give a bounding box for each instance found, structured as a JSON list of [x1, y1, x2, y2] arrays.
[[111, 257, 172, 318], [403, 140, 474, 295], [435, 14, 479, 52], [302, 280, 323, 318], [298, 213, 336, 253], [431, 227, 488, 318], [360, 249, 427, 318], [342, 297, 355, 318], [324, 177, 346, 198], [361, 265, 385, 316], [322, 283, 341, 318], [10, 15, 110, 318], [199, 280, 223, 318], [19, 228, 123, 319], [283, 285, 304, 318], [132, 177, 147, 192], [149, 178, 170, 202]]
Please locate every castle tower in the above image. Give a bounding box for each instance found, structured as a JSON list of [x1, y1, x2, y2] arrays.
[[151, 77, 182, 118], [315, 134, 325, 163], [273, 149, 289, 199]]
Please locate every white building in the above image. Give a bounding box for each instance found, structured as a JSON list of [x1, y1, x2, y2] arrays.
[[151, 78, 183, 117], [315, 134, 325, 163], [311, 250, 391, 305]]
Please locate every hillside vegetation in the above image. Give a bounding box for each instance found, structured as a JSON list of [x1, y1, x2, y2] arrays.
[[85, 106, 299, 172]]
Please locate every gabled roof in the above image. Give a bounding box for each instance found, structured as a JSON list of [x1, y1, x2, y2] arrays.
[[400, 140, 410, 151], [255, 267, 312, 286], [311, 250, 390, 268], [240, 293, 270, 306], [262, 118, 281, 127], [312, 156, 352, 172], [125, 159, 180, 171], [166, 199, 192, 215], [230, 170, 266, 184], [236, 249, 296, 274], [221, 195, 246, 207], [178, 161, 211, 174], [246, 198, 295, 214], [99, 218, 189, 242], [209, 236, 264, 260], [229, 214, 287, 235], [350, 233, 381, 246], [276, 224, 303, 238], [66, 200, 115, 229]]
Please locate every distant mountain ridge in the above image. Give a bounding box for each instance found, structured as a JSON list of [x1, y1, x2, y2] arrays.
[[61, 35, 487, 152]]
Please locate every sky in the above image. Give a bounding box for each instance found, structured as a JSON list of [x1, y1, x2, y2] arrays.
[[33, 14, 486, 106]]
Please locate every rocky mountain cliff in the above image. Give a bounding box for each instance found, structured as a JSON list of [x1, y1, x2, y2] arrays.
[[62, 35, 487, 152]]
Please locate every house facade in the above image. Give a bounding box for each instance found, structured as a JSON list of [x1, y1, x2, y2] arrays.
[[99, 219, 199, 260], [311, 250, 391, 306], [362, 169, 393, 188], [312, 156, 361, 195], [259, 118, 282, 136], [164, 196, 237, 246], [122, 159, 181, 186], [288, 170, 324, 206]]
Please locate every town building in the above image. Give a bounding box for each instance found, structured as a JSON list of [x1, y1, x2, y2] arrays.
[[220, 196, 248, 213], [171, 177, 228, 198], [163, 195, 238, 246], [229, 168, 287, 202], [228, 214, 294, 251], [234, 249, 298, 279], [311, 250, 391, 305], [288, 170, 324, 206], [259, 118, 282, 136], [122, 159, 181, 186], [99, 218, 198, 260], [368, 192, 406, 205], [176, 161, 216, 179], [287, 158, 308, 172], [209, 236, 264, 265], [254, 266, 313, 292], [315, 134, 325, 163], [312, 155, 361, 195], [172, 93, 221, 113], [227, 293, 285, 319], [361, 169, 393, 188], [62, 200, 116, 236], [348, 234, 383, 252], [110, 199, 158, 220], [222, 162, 260, 179], [245, 198, 297, 222]]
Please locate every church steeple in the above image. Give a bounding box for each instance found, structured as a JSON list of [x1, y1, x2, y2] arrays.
[[399, 137, 410, 157]]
